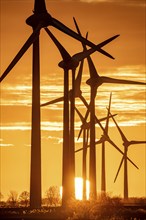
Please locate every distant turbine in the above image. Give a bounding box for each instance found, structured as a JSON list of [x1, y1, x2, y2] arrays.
[[75, 107, 117, 199], [73, 17, 146, 199], [73, 17, 119, 199], [110, 113, 146, 200]]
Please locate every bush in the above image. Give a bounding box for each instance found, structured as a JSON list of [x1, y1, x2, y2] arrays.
[[64, 193, 124, 220]]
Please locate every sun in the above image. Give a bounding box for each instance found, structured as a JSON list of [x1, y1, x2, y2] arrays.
[[75, 177, 90, 200], [60, 177, 90, 200]]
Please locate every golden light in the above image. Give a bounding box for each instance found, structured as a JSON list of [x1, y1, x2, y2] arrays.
[[59, 177, 90, 200], [59, 186, 63, 199], [75, 177, 83, 200], [75, 177, 90, 200]]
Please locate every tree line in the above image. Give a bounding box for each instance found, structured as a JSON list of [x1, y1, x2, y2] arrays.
[[0, 186, 61, 207]]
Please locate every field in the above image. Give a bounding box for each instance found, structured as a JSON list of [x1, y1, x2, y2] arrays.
[[0, 197, 146, 220]]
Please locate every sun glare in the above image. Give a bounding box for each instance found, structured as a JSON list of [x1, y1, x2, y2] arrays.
[[75, 177, 83, 200], [75, 177, 90, 200], [60, 177, 90, 200]]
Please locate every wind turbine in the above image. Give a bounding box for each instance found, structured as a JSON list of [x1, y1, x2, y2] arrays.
[[109, 113, 146, 200], [41, 28, 118, 205], [77, 58, 145, 199], [0, 0, 121, 208], [73, 18, 120, 199], [73, 17, 146, 199], [42, 29, 86, 204], [75, 106, 117, 199]]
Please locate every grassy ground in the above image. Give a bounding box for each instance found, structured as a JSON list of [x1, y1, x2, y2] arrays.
[[0, 196, 146, 219]]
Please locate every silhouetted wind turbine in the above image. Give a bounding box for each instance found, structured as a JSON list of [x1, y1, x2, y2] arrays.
[[42, 28, 119, 205], [109, 113, 146, 200], [0, 0, 121, 208], [74, 17, 146, 199], [76, 53, 145, 197], [75, 107, 117, 199], [73, 17, 120, 199], [43, 28, 86, 204]]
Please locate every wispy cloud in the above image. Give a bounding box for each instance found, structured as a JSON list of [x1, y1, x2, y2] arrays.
[[1, 65, 145, 127], [0, 139, 14, 147], [79, 0, 145, 7]]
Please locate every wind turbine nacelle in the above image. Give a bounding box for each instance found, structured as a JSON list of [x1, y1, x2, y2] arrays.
[[58, 60, 79, 70], [26, 12, 52, 28], [86, 77, 102, 87]]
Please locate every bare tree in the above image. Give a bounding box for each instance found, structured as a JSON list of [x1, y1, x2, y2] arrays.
[[19, 191, 30, 207], [7, 191, 18, 207], [45, 186, 61, 207], [0, 192, 4, 202]]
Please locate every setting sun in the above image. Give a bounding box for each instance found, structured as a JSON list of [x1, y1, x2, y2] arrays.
[[75, 177, 90, 200], [59, 178, 90, 200]]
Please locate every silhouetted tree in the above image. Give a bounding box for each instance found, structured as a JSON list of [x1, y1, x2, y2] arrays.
[[0, 192, 6, 207], [19, 191, 30, 207], [0, 192, 4, 201], [7, 191, 18, 207], [45, 186, 61, 206]]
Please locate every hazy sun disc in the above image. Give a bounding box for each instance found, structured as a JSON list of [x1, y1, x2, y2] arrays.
[[60, 177, 90, 200], [75, 177, 90, 200]]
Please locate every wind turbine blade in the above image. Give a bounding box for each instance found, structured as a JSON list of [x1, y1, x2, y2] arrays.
[[77, 108, 90, 140], [105, 92, 112, 134], [130, 140, 146, 145], [114, 157, 124, 182], [109, 112, 128, 144], [75, 148, 83, 153], [75, 145, 89, 153], [79, 95, 89, 109], [73, 17, 118, 59], [87, 56, 100, 79], [44, 27, 71, 62], [0, 25, 41, 82], [81, 114, 117, 130], [98, 35, 120, 48], [72, 36, 119, 62], [73, 17, 82, 36], [75, 60, 84, 92], [52, 17, 118, 59], [75, 107, 84, 123], [41, 96, 64, 107], [99, 114, 117, 122], [101, 76, 146, 85], [77, 127, 83, 140], [74, 18, 100, 80], [95, 115, 139, 169], [107, 137, 139, 169]]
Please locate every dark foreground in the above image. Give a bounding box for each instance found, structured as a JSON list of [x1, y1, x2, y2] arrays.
[[0, 204, 146, 220]]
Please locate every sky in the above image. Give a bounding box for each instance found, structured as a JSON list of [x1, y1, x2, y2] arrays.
[[0, 0, 146, 200]]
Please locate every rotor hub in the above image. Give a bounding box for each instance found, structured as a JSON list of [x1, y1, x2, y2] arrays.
[[86, 77, 100, 87], [26, 12, 52, 28], [58, 60, 79, 70]]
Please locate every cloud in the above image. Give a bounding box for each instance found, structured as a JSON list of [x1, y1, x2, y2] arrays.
[[79, 0, 145, 7], [0, 143, 14, 147], [46, 0, 145, 7], [1, 64, 145, 127], [0, 138, 14, 147]]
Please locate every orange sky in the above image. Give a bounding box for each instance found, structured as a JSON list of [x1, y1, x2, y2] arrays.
[[0, 0, 146, 200]]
